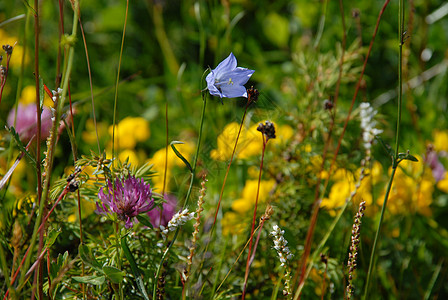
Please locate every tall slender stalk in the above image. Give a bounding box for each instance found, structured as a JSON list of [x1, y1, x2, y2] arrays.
[[112, 0, 130, 164], [153, 93, 207, 300], [16, 0, 79, 293], [363, 0, 405, 297], [242, 134, 267, 299], [294, 2, 391, 297]]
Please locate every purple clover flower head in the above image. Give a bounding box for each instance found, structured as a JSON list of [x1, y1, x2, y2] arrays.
[[147, 194, 177, 227], [206, 53, 255, 98], [96, 176, 154, 228], [7, 103, 53, 142]]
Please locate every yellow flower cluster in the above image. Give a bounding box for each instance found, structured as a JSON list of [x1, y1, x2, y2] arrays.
[[433, 130, 448, 152], [18, 85, 53, 107], [109, 117, 150, 149], [321, 162, 383, 215], [322, 156, 436, 216], [0, 29, 29, 67], [433, 130, 448, 192], [210, 121, 293, 161], [147, 142, 194, 192], [107, 117, 150, 166], [377, 155, 434, 216], [221, 179, 276, 236]]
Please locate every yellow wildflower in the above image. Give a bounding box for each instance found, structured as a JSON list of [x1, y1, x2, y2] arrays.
[[211, 121, 293, 161], [147, 142, 194, 192], [109, 117, 150, 149], [321, 169, 355, 213], [377, 155, 433, 215], [18, 85, 53, 107], [352, 161, 383, 206], [437, 173, 448, 193], [0, 29, 30, 67], [231, 179, 276, 214], [210, 122, 247, 161], [321, 162, 383, 213], [82, 119, 108, 145], [433, 130, 448, 152], [221, 212, 246, 236], [118, 149, 140, 167], [222, 179, 276, 235], [67, 214, 77, 223]]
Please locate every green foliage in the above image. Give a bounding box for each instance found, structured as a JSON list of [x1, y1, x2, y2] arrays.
[[0, 0, 447, 299]]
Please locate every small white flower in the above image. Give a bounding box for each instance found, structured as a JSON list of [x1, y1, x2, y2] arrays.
[[270, 224, 293, 267], [160, 208, 195, 240], [360, 102, 382, 150]]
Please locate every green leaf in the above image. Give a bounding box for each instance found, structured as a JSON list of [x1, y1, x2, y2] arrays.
[[398, 152, 418, 162], [39, 77, 45, 109], [7, 126, 37, 168], [122, 236, 150, 300], [136, 214, 154, 229], [103, 265, 125, 284], [78, 244, 103, 272], [72, 275, 105, 285], [45, 228, 61, 248], [375, 136, 394, 158], [62, 118, 78, 159], [170, 141, 193, 172]]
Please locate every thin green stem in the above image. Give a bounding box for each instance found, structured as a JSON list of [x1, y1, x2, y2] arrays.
[[362, 166, 397, 298], [112, 0, 130, 164], [363, 0, 404, 297], [153, 93, 207, 299], [115, 223, 123, 300], [294, 2, 390, 295], [16, 0, 79, 292], [242, 135, 267, 299], [395, 0, 404, 160]]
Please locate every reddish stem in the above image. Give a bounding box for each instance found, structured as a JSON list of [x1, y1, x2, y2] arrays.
[[295, 0, 391, 296], [4, 186, 69, 299], [0, 51, 12, 105], [242, 135, 267, 299]]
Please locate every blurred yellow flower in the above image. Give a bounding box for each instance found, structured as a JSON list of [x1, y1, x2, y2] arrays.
[[221, 212, 246, 236], [210, 122, 247, 161], [222, 179, 276, 235], [82, 119, 108, 145], [147, 142, 194, 192], [321, 169, 355, 213], [118, 149, 140, 167], [377, 156, 434, 216], [321, 161, 383, 213], [0, 29, 30, 67], [18, 85, 53, 107], [211, 121, 293, 161], [67, 214, 77, 223], [437, 173, 448, 193], [109, 117, 150, 149], [433, 130, 448, 152], [231, 179, 276, 213]]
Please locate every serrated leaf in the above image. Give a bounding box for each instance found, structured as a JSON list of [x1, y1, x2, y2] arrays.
[[103, 265, 125, 284], [78, 244, 103, 272], [136, 214, 154, 229], [122, 236, 150, 300], [170, 141, 193, 172], [72, 275, 105, 285], [51, 251, 69, 279]]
